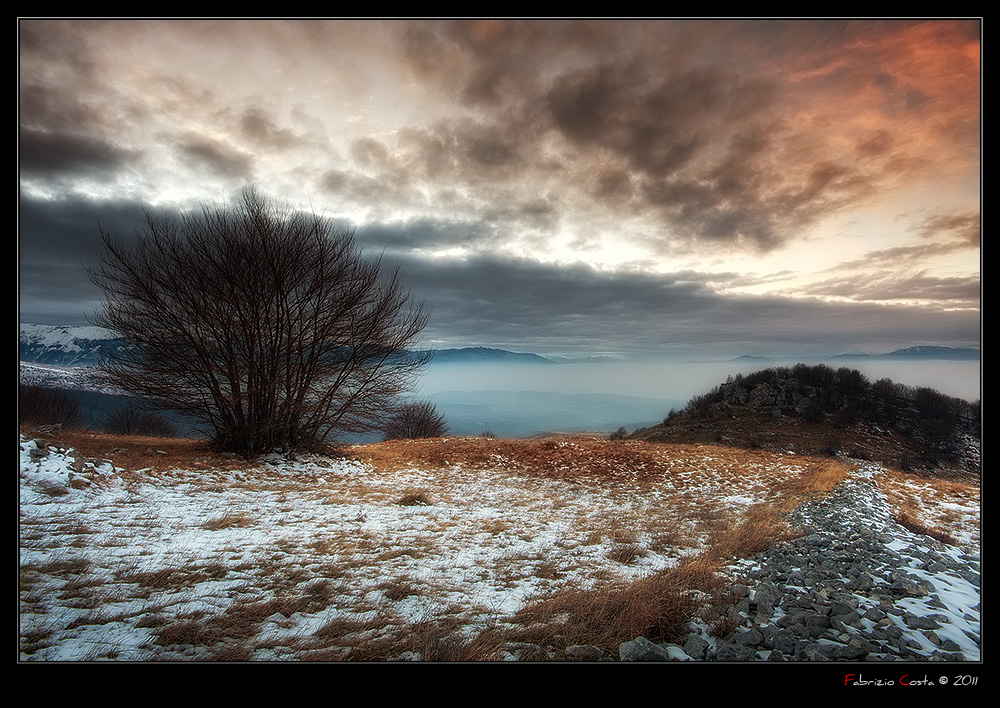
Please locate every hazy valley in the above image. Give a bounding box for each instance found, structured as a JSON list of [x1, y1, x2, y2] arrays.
[[18, 324, 980, 442]]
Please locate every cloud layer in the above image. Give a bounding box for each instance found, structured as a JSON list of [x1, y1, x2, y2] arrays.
[[19, 19, 980, 357]]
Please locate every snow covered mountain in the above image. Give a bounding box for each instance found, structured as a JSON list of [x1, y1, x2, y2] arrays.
[[19, 324, 124, 367], [18, 325, 557, 368]]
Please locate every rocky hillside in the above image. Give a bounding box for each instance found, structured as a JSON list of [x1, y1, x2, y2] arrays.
[[630, 363, 980, 484]]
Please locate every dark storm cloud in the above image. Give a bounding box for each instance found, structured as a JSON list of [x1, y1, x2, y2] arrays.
[[19, 127, 135, 178], [19, 19, 971, 255], [19, 21, 139, 184], [177, 136, 254, 180], [20, 80, 99, 134], [545, 62, 767, 176], [239, 106, 306, 151], [18, 189, 978, 357], [321, 168, 419, 211], [355, 217, 492, 252], [381, 19, 957, 253], [18, 194, 154, 325], [539, 57, 891, 250], [383, 250, 979, 357], [397, 19, 623, 107]]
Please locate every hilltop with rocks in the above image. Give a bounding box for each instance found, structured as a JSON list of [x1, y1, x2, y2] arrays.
[[631, 363, 980, 484]]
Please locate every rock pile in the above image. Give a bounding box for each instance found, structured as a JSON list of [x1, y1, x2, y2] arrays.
[[618, 461, 981, 662]]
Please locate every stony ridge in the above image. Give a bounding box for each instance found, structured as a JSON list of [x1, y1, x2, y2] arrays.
[[616, 460, 981, 662]]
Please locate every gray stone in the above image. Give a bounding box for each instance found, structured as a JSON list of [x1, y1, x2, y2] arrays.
[[619, 636, 671, 662], [715, 640, 757, 662], [682, 634, 710, 660], [903, 613, 941, 630], [617, 470, 979, 663], [732, 628, 764, 647], [565, 644, 605, 661]]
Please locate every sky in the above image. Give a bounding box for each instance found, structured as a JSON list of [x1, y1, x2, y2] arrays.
[[18, 19, 981, 360]]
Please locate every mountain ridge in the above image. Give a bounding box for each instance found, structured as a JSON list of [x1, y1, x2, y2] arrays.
[[19, 324, 980, 366]]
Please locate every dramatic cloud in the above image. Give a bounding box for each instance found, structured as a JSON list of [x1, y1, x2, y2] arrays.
[[18, 19, 980, 359]]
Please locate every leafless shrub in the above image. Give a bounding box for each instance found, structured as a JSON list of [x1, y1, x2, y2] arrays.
[[102, 402, 178, 437], [19, 385, 82, 429], [383, 400, 448, 440], [606, 544, 647, 565], [88, 186, 428, 456], [396, 490, 432, 506]]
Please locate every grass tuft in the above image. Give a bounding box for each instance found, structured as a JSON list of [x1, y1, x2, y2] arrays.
[[202, 512, 255, 530], [507, 554, 723, 656], [396, 490, 432, 506], [895, 512, 959, 546]]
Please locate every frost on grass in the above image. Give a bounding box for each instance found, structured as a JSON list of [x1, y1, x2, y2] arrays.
[[19, 434, 978, 661]]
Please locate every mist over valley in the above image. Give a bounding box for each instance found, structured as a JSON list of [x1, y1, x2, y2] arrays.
[[416, 352, 979, 438], [20, 325, 979, 442]]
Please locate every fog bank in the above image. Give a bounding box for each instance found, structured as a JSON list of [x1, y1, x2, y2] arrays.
[[418, 357, 981, 404]]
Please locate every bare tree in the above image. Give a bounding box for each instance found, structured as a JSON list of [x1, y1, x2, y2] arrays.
[[383, 400, 448, 440], [102, 401, 178, 438], [88, 187, 429, 455]]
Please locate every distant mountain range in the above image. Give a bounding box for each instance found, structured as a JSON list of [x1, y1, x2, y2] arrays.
[[831, 346, 980, 361], [17, 326, 556, 369], [19, 324, 128, 367], [19, 324, 979, 368], [425, 347, 554, 365], [20, 324, 977, 440]]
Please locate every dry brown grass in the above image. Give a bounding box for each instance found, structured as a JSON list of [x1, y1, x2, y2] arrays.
[[202, 512, 256, 531], [772, 459, 850, 505], [21, 427, 253, 475], [506, 554, 723, 656], [19, 629, 53, 655], [396, 490, 433, 506], [298, 613, 507, 662], [875, 467, 980, 549], [705, 504, 800, 562], [894, 512, 960, 546], [28, 428, 962, 661], [153, 584, 337, 654], [118, 562, 228, 591], [406, 620, 507, 662]]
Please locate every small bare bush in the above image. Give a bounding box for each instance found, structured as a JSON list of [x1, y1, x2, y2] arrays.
[[19, 385, 82, 429], [606, 544, 647, 565], [102, 402, 178, 437], [383, 401, 448, 440], [88, 186, 429, 456], [396, 490, 432, 506]]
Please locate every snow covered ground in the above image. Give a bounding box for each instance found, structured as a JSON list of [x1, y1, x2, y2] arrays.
[[18, 433, 980, 661]]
